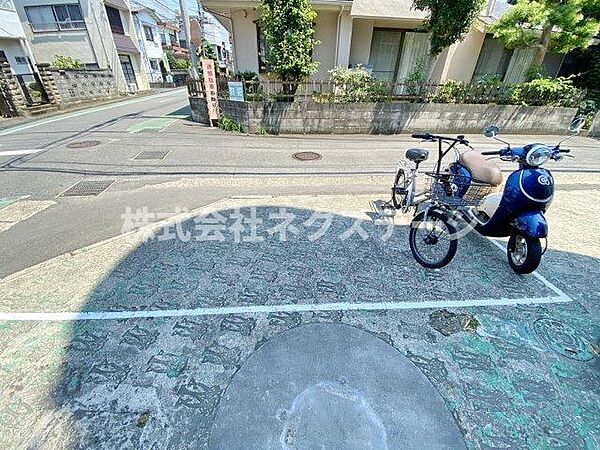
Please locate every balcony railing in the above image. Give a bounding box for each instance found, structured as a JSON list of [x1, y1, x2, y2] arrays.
[[30, 21, 86, 32]]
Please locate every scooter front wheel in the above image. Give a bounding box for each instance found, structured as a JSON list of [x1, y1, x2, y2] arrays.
[[409, 210, 458, 269], [507, 233, 542, 274]]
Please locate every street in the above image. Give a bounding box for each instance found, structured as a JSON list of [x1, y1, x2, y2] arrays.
[[0, 90, 599, 449]]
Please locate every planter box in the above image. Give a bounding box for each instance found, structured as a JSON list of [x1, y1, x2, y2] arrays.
[[189, 97, 577, 135]]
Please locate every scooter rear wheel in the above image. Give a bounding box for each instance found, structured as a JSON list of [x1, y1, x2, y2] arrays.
[[409, 210, 458, 269], [507, 233, 542, 274]]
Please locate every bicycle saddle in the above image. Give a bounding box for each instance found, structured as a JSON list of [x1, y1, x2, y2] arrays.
[[406, 148, 429, 162], [459, 151, 503, 186]]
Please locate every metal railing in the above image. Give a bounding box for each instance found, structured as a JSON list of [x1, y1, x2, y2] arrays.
[[29, 21, 86, 32], [206, 79, 585, 107]]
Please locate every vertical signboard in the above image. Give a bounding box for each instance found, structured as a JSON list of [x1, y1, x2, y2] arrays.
[[227, 81, 245, 102], [201, 59, 219, 124]]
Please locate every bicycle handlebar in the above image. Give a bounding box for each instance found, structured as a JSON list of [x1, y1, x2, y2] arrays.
[[411, 132, 469, 145]]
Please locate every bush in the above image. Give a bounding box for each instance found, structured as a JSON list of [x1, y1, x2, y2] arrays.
[[512, 77, 582, 107], [51, 55, 84, 70], [218, 115, 244, 133], [578, 99, 597, 128], [314, 65, 390, 103]]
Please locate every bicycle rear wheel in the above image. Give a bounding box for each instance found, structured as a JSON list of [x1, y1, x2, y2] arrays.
[[409, 210, 458, 269], [392, 168, 409, 210]]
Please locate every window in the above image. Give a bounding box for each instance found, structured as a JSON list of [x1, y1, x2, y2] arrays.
[[256, 25, 269, 73], [105, 6, 124, 34], [149, 60, 159, 70], [143, 25, 154, 41], [0, 0, 15, 12], [25, 4, 85, 32], [15, 56, 28, 65]]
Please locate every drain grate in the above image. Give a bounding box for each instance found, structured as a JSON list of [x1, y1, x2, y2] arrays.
[[133, 150, 171, 160], [59, 180, 115, 197], [293, 151, 322, 161], [66, 140, 101, 149]]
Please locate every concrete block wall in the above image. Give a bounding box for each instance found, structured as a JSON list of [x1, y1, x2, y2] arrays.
[[189, 97, 578, 135], [50, 68, 119, 106], [590, 111, 600, 138]]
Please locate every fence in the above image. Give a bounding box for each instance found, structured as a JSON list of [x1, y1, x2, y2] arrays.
[[200, 79, 584, 108]]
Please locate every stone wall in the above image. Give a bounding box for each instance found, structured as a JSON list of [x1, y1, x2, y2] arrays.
[[189, 97, 578, 135], [49, 68, 119, 106], [590, 111, 600, 138]]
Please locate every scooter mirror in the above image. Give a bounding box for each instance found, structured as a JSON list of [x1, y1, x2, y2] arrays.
[[484, 125, 500, 138], [569, 117, 585, 133]]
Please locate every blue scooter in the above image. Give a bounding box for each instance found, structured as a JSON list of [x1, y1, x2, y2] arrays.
[[452, 118, 584, 274]]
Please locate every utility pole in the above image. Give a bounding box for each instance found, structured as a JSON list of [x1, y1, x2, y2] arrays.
[[179, 0, 200, 79]]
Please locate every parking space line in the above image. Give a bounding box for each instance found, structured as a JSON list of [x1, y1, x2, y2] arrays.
[[0, 294, 572, 322]]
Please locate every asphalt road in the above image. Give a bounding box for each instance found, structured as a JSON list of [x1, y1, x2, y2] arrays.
[[0, 88, 598, 277]]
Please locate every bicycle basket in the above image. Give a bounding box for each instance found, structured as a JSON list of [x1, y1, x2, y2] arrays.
[[425, 172, 495, 207]]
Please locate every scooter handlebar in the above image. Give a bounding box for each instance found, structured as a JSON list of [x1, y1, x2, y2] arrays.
[[559, 148, 571, 153], [481, 151, 501, 155]]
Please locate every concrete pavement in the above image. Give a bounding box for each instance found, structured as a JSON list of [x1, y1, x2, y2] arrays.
[[0, 91, 598, 449]]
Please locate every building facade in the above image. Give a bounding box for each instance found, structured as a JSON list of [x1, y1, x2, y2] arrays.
[[201, 0, 565, 84], [13, 0, 150, 93], [131, 4, 168, 83], [0, 0, 37, 76]]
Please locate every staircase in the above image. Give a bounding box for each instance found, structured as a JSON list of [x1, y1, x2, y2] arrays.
[[26, 103, 59, 117]]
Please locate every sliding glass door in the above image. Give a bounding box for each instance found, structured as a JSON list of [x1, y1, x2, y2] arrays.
[[369, 29, 429, 86]]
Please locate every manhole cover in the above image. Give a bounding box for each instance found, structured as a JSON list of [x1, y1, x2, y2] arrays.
[[59, 180, 115, 197], [66, 140, 101, 149], [533, 318, 597, 361], [293, 151, 322, 161], [133, 150, 171, 160]]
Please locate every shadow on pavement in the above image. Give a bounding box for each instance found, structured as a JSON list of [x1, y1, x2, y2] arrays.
[[1, 206, 598, 449]]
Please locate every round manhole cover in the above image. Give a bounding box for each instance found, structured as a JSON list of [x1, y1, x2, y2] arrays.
[[533, 318, 597, 361], [66, 140, 101, 149], [293, 151, 322, 161]]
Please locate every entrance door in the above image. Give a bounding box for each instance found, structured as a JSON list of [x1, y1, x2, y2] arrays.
[[119, 54, 138, 90]]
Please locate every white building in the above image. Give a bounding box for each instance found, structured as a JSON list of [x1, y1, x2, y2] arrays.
[[131, 4, 167, 83], [13, 0, 150, 93], [202, 0, 567, 84], [0, 0, 37, 76]]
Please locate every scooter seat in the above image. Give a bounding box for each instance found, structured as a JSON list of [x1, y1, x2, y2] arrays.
[[459, 151, 503, 186], [406, 148, 429, 162]]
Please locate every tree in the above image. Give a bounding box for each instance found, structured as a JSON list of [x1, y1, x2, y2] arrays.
[[491, 0, 600, 70], [202, 40, 218, 61], [260, 0, 319, 91], [413, 0, 486, 77]]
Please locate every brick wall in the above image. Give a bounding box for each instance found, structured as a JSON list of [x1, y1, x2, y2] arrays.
[[189, 98, 578, 135]]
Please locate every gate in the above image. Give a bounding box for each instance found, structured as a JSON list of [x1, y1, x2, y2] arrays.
[[15, 72, 49, 106]]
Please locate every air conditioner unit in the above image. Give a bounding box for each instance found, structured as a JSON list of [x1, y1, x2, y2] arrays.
[[128, 83, 138, 94]]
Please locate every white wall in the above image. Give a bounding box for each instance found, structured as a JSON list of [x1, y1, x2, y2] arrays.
[[0, 38, 31, 74], [230, 8, 259, 73], [349, 19, 374, 66], [313, 10, 338, 79], [0, 4, 26, 39], [16, 0, 100, 66]]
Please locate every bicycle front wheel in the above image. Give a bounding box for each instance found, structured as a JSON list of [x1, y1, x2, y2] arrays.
[[409, 210, 458, 269]]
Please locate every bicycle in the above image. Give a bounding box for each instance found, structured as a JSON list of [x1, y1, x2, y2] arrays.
[[383, 132, 494, 269]]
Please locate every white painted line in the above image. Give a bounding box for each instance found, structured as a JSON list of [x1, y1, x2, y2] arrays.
[[0, 89, 186, 136], [487, 237, 573, 302], [0, 294, 572, 322], [0, 149, 43, 156]]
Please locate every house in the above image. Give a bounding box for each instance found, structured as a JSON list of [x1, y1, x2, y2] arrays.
[[14, 0, 150, 93], [131, 4, 169, 83], [158, 20, 189, 60], [0, 0, 37, 76], [201, 0, 567, 84], [194, 7, 232, 71]]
